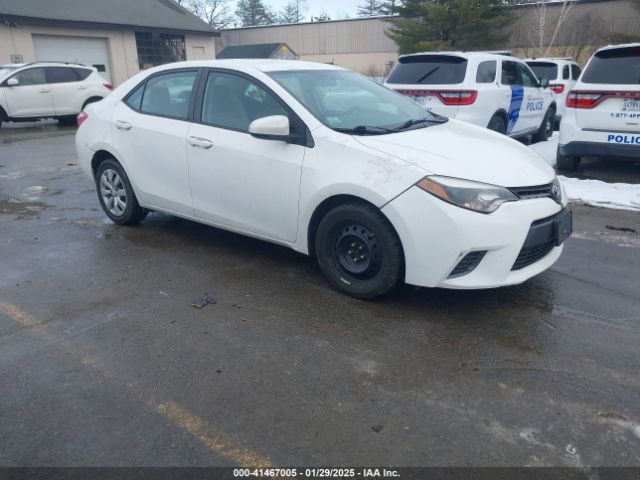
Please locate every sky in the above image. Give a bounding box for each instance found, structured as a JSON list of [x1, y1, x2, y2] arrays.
[[246, 0, 362, 22]]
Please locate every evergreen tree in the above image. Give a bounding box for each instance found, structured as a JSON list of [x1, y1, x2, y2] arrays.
[[387, 0, 512, 54], [378, 0, 398, 15], [279, 0, 307, 23], [310, 11, 331, 21], [357, 0, 384, 16], [235, 0, 275, 26]]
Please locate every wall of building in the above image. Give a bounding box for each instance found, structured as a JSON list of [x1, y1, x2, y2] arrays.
[[0, 23, 216, 85]]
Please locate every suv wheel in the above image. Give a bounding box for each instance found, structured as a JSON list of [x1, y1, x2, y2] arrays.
[[487, 114, 506, 134], [556, 150, 581, 171], [532, 108, 555, 143], [315, 202, 404, 299], [96, 158, 148, 225]]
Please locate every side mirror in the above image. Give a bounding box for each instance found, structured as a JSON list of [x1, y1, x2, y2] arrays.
[[539, 77, 549, 88], [7, 78, 19, 87], [249, 115, 291, 141]]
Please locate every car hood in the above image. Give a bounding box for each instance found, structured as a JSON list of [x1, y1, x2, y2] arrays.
[[354, 120, 555, 187]]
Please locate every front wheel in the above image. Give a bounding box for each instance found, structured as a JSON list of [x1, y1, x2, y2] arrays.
[[315, 202, 404, 299], [96, 158, 148, 225], [532, 108, 555, 143]]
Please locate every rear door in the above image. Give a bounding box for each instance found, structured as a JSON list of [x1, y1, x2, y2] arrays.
[[571, 46, 640, 134], [46, 67, 87, 115], [2, 67, 54, 117], [385, 55, 469, 118]]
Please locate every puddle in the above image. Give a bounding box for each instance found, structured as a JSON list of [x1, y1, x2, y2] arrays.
[[0, 199, 50, 218]]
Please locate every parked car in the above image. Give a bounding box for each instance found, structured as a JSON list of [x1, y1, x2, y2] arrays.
[[76, 60, 570, 299], [384, 52, 557, 141], [557, 43, 640, 170], [0, 62, 112, 128], [526, 57, 581, 128]]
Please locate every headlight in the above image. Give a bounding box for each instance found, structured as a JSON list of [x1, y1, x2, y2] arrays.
[[417, 176, 518, 214], [551, 177, 563, 204]]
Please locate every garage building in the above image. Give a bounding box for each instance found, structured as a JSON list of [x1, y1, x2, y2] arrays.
[[0, 0, 218, 85]]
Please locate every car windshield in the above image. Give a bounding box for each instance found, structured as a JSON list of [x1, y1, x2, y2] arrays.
[[268, 69, 446, 135], [526, 62, 558, 81], [582, 47, 640, 84], [0, 66, 19, 80]]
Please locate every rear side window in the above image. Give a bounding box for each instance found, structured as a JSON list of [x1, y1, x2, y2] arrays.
[[526, 62, 558, 82], [386, 55, 468, 85], [140, 70, 198, 120], [571, 64, 581, 80], [74, 68, 92, 81], [476, 61, 496, 83], [46, 67, 78, 84], [582, 47, 640, 84]]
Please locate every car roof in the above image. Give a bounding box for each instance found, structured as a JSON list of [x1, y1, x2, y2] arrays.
[[397, 51, 515, 62], [524, 58, 575, 63], [595, 42, 640, 53], [146, 59, 346, 74]]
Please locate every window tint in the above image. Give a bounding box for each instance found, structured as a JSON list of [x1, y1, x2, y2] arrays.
[[571, 64, 581, 80], [12, 68, 46, 86], [386, 55, 468, 85], [562, 65, 570, 80], [501, 61, 521, 85], [46, 67, 78, 84], [526, 62, 558, 82], [201, 71, 288, 132], [476, 61, 496, 83], [74, 68, 92, 80], [140, 70, 197, 120], [519, 64, 538, 87], [125, 83, 145, 111], [582, 47, 640, 84]]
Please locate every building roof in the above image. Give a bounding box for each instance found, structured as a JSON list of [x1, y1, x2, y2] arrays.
[[0, 0, 218, 35], [217, 43, 296, 59]]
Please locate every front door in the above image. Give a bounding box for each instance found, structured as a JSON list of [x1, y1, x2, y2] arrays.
[[3, 67, 54, 117]]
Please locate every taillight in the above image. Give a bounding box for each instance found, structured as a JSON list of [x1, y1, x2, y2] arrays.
[[550, 84, 565, 95], [566, 90, 640, 109], [397, 89, 478, 106], [77, 111, 88, 127], [104, 83, 113, 91]]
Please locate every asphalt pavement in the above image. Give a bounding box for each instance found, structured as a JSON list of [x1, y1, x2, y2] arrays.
[[0, 123, 639, 467]]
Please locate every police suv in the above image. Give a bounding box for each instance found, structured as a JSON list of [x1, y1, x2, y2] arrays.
[[557, 43, 640, 170], [526, 58, 581, 128], [385, 52, 557, 141]]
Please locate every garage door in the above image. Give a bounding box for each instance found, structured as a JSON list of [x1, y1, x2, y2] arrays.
[[33, 35, 112, 82]]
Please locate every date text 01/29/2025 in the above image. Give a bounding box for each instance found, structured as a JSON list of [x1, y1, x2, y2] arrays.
[[233, 468, 401, 478]]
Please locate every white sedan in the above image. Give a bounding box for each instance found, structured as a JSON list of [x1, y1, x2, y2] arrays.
[[76, 60, 571, 299]]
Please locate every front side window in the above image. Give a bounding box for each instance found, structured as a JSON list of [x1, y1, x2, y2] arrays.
[[201, 71, 288, 132], [476, 61, 497, 83], [501, 61, 521, 86], [571, 64, 582, 80], [562, 65, 570, 80], [11, 68, 47, 86], [519, 64, 538, 87], [582, 47, 640, 84], [269, 69, 444, 134], [140, 70, 197, 120], [386, 55, 468, 85], [46, 67, 78, 84], [526, 62, 558, 82]]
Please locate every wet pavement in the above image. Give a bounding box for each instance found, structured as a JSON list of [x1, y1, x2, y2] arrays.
[[0, 124, 639, 467]]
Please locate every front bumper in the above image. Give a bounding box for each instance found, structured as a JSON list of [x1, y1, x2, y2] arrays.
[[382, 187, 567, 289]]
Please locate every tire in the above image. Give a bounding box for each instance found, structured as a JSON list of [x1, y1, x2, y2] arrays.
[[532, 108, 555, 143], [487, 114, 507, 134], [58, 116, 77, 126], [556, 150, 581, 171], [95, 158, 148, 225], [315, 202, 404, 299]]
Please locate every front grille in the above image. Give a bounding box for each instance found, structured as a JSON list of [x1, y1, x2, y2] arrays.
[[509, 183, 554, 201], [512, 240, 555, 270], [448, 250, 487, 278]]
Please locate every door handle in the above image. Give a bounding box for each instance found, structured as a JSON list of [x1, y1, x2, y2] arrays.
[[115, 120, 132, 131], [188, 136, 213, 150], [39, 89, 50, 93]]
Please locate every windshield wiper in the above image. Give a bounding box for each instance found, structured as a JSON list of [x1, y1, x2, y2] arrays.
[[334, 125, 397, 135], [392, 116, 446, 132]]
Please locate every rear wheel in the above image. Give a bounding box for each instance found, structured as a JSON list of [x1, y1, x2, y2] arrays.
[[315, 202, 404, 299], [487, 114, 507, 134], [556, 150, 581, 171], [96, 158, 147, 225], [58, 116, 77, 126], [532, 108, 555, 143]]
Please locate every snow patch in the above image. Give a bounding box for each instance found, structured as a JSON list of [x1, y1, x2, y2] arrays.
[[559, 176, 640, 212], [529, 133, 558, 167]]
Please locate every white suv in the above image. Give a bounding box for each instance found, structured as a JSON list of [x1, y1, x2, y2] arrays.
[[0, 62, 112, 128], [385, 52, 557, 141], [557, 43, 640, 170], [526, 58, 581, 128]]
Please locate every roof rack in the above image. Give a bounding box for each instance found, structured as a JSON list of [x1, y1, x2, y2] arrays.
[[23, 61, 89, 67]]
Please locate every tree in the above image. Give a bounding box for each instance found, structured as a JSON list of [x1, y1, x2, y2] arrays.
[[174, 0, 235, 29], [235, 0, 276, 26], [357, 0, 384, 16], [279, 0, 307, 23], [310, 11, 332, 21], [378, 0, 399, 15], [387, 0, 512, 54]]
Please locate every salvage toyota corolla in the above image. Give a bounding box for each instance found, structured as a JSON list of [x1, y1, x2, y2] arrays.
[[75, 60, 572, 299]]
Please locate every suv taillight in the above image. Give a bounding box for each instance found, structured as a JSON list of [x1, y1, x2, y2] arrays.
[[104, 83, 113, 91], [77, 111, 88, 127], [566, 90, 640, 109], [397, 89, 478, 106], [550, 84, 565, 95]]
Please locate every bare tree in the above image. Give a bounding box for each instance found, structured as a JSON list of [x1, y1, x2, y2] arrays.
[[519, 0, 577, 57], [175, 0, 236, 29]]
